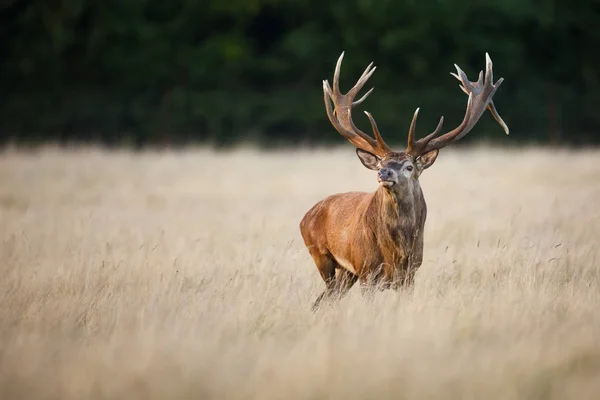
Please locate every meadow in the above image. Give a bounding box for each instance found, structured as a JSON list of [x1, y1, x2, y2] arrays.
[[0, 145, 599, 399]]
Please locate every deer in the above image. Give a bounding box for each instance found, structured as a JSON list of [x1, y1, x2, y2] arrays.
[[300, 52, 509, 310]]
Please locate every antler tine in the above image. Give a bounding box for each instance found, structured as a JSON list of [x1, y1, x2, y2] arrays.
[[323, 80, 374, 152], [350, 62, 377, 97], [482, 53, 509, 135], [323, 52, 392, 157], [332, 51, 344, 95], [350, 64, 376, 107], [451, 64, 475, 95], [333, 53, 376, 105], [485, 52, 493, 86], [353, 87, 374, 107], [406, 107, 446, 158], [406, 107, 420, 151], [346, 64, 378, 135], [418, 53, 509, 154], [487, 93, 509, 135], [419, 115, 445, 146], [364, 111, 389, 152]]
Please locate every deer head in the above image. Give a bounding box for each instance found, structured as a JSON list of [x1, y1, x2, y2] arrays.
[[323, 52, 509, 190]]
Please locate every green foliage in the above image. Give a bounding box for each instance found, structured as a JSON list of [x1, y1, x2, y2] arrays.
[[1, 0, 599, 146]]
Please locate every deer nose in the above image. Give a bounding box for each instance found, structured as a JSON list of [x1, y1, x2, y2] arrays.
[[378, 168, 393, 179]]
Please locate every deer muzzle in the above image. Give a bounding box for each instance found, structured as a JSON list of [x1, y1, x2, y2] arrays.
[[377, 168, 396, 187]]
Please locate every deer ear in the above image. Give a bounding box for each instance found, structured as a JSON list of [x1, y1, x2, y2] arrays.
[[417, 149, 439, 170], [356, 148, 380, 170]]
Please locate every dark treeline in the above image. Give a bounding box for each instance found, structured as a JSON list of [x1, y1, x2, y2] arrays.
[[1, 0, 599, 147]]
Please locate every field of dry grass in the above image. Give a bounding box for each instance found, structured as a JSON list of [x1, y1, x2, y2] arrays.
[[0, 145, 599, 399]]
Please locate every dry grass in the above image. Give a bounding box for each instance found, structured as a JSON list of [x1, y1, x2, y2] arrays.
[[0, 145, 599, 399]]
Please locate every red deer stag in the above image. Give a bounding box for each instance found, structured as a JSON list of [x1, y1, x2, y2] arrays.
[[300, 52, 509, 310]]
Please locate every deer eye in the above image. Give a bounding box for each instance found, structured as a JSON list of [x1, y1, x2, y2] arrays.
[[406, 165, 414, 172]]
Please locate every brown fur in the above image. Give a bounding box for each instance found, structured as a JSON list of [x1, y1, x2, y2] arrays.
[[300, 153, 429, 310]]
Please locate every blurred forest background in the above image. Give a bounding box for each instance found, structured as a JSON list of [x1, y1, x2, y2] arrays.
[[1, 0, 599, 147]]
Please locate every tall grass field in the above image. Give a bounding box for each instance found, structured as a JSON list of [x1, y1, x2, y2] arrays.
[[1, 146, 599, 399]]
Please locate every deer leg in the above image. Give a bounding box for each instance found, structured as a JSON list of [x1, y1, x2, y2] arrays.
[[311, 253, 358, 311], [359, 264, 385, 301], [399, 265, 418, 288], [334, 268, 359, 296], [312, 290, 329, 311], [310, 250, 337, 311], [313, 268, 357, 311], [386, 256, 416, 290], [382, 262, 397, 290]]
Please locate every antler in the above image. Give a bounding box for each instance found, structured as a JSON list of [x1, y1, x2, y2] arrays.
[[323, 52, 392, 157], [406, 53, 508, 158]]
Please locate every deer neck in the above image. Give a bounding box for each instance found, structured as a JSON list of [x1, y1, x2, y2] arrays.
[[360, 183, 425, 266], [377, 183, 418, 225], [369, 181, 425, 245]]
